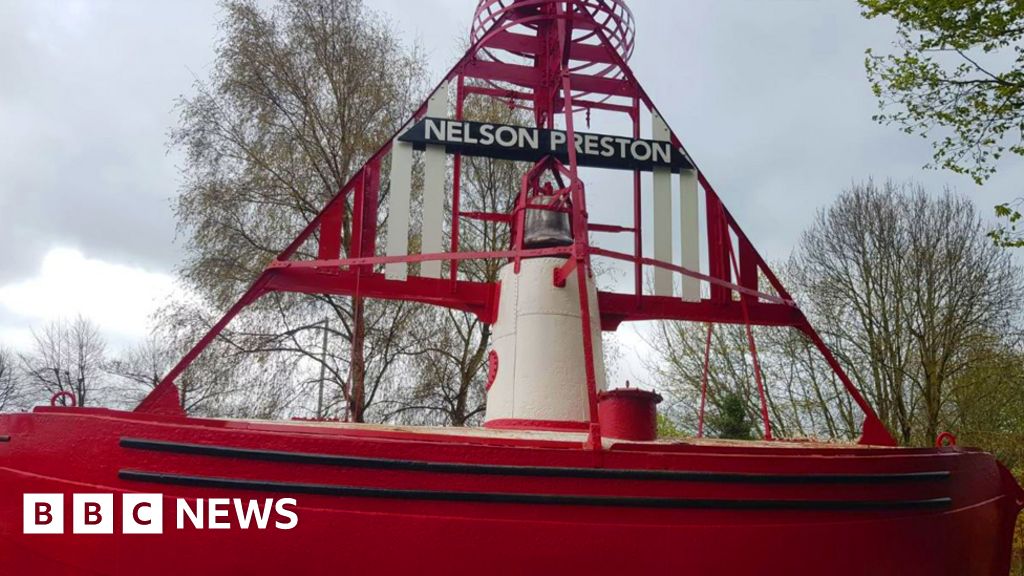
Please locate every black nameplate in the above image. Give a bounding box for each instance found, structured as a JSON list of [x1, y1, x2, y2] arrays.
[[398, 118, 693, 172]]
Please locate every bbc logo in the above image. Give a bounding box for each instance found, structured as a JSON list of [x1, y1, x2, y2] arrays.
[[24, 493, 163, 534]]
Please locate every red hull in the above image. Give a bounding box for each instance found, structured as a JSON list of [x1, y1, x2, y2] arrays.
[[1, 407, 1021, 575]]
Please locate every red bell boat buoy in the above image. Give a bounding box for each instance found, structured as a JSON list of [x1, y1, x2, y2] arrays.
[[1, 1, 1020, 574]]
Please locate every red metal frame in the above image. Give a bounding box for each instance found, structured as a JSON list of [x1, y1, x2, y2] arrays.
[[146, 0, 895, 447], [9, 5, 1024, 574]]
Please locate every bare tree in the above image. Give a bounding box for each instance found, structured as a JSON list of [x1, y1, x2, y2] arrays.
[[21, 316, 107, 408], [106, 336, 171, 391], [647, 318, 856, 441], [649, 181, 1023, 446], [168, 0, 427, 420], [382, 307, 489, 426], [153, 296, 325, 417], [105, 333, 186, 409], [792, 180, 1023, 445], [0, 346, 24, 412]]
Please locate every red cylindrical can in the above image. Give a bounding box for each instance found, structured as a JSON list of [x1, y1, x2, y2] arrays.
[[597, 387, 663, 441]]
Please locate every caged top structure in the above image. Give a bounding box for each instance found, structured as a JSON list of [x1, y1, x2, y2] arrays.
[[1, 1, 1021, 574]]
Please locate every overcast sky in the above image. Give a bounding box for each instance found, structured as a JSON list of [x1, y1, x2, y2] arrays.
[[0, 1, 1020, 368]]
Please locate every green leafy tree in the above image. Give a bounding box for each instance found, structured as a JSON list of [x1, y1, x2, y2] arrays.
[[708, 391, 754, 441], [860, 0, 1024, 246], [949, 335, 1024, 575], [656, 413, 685, 439]]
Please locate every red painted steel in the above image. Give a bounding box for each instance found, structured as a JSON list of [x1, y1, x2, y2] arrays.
[[2, 2, 1022, 573], [726, 227, 771, 440], [486, 350, 499, 391], [1, 408, 1022, 575], [597, 388, 661, 441]]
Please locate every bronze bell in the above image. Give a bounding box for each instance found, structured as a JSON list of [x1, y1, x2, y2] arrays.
[[523, 207, 573, 248]]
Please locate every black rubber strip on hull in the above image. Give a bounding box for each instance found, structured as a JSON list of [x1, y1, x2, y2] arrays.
[[118, 469, 951, 511], [0, 435, 9, 442], [121, 438, 951, 484]]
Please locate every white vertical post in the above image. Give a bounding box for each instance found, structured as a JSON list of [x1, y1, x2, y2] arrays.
[[679, 168, 701, 301], [385, 132, 413, 280], [652, 110, 673, 297], [421, 82, 448, 278]]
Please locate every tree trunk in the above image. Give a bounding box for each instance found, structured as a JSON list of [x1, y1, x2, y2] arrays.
[[349, 296, 366, 423]]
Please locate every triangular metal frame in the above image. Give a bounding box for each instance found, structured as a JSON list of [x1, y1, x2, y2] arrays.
[[142, 0, 895, 446]]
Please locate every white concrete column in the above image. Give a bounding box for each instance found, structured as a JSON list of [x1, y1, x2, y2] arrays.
[[485, 258, 607, 426], [385, 133, 413, 280], [421, 82, 448, 278], [652, 110, 673, 297], [679, 168, 701, 301]]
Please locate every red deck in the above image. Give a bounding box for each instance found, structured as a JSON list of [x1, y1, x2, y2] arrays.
[[1, 407, 1021, 575]]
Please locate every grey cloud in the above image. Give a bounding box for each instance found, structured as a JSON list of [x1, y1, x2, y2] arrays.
[[0, 0, 219, 283], [0, 0, 1019, 292]]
